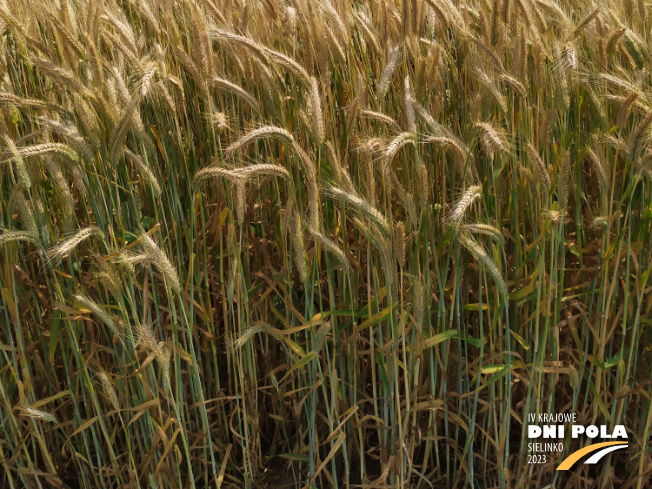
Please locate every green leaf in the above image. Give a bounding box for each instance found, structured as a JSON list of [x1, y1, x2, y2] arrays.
[[509, 329, 530, 351], [463, 336, 485, 348], [422, 330, 459, 349], [277, 453, 309, 462], [280, 351, 317, 383], [49, 311, 62, 364], [353, 304, 396, 335], [411, 330, 459, 353], [374, 353, 390, 392]]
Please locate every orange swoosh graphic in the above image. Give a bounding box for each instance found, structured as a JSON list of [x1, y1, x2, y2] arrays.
[[557, 441, 627, 470]]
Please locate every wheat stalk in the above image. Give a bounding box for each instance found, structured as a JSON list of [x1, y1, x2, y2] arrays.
[[20, 407, 57, 423], [460, 233, 507, 297], [141, 235, 182, 293], [326, 186, 390, 235], [526, 142, 552, 192], [213, 77, 260, 110], [48, 227, 104, 263], [225, 126, 295, 156], [74, 293, 122, 340], [447, 185, 482, 227], [0, 230, 39, 246]]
